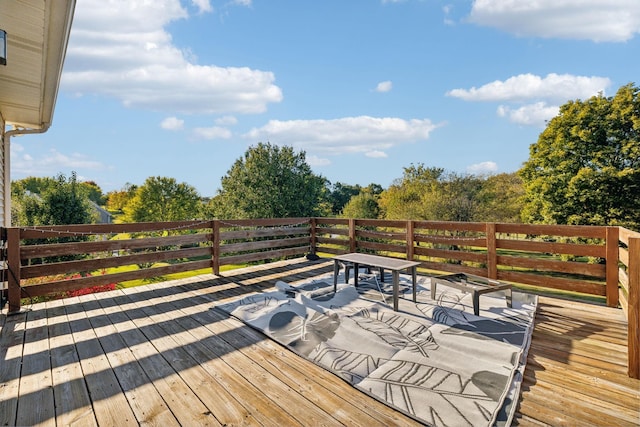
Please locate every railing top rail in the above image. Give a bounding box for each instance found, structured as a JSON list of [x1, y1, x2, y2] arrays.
[[12, 220, 214, 239], [216, 217, 310, 227], [495, 223, 607, 238], [620, 227, 640, 244]]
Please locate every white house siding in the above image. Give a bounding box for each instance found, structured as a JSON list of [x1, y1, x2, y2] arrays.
[[0, 116, 4, 227]]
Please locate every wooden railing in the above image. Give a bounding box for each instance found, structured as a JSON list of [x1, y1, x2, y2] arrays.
[[1, 218, 638, 378], [1, 218, 311, 311], [315, 219, 613, 298]]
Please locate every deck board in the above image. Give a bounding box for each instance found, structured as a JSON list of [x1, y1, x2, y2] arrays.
[[1, 257, 638, 426], [47, 299, 97, 427], [17, 303, 55, 426]]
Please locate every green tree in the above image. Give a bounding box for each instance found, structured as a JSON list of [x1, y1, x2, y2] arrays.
[[340, 192, 381, 219], [328, 182, 362, 215], [11, 176, 56, 199], [207, 142, 330, 219], [80, 181, 106, 205], [520, 83, 640, 228], [378, 164, 444, 220], [431, 173, 484, 222], [123, 177, 202, 222], [327, 182, 383, 216], [16, 172, 95, 226], [379, 164, 509, 222], [12, 172, 95, 263], [106, 183, 138, 213], [475, 172, 524, 223]]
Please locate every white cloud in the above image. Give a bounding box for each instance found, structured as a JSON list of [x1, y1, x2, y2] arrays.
[[191, 0, 213, 14], [469, 0, 640, 42], [467, 161, 498, 175], [161, 116, 185, 130], [306, 155, 331, 167], [497, 102, 560, 126], [375, 81, 393, 93], [10, 144, 106, 176], [244, 116, 440, 156], [443, 5, 455, 26], [448, 73, 609, 126], [215, 115, 238, 126], [192, 126, 233, 140], [366, 150, 388, 158], [62, 0, 282, 115], [447, 73, 610, 102]]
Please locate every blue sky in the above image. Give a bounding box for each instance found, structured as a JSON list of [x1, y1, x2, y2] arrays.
[[10, 0, 640, 197]]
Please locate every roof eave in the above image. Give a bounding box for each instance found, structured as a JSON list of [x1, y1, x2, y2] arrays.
[[39, 0, 76, 130]]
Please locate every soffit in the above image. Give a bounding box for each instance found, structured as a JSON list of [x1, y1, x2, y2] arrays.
[[0, 0, 75, 129]]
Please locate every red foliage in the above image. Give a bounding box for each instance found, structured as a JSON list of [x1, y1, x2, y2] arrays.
[[61, 271, 117, 297], [65, 283, 116, 297]]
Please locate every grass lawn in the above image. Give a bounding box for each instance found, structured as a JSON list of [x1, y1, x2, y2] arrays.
[[110, 263, 247, 288]]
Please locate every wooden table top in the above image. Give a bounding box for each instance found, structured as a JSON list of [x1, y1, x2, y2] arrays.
[[333, 253, 421, 270]]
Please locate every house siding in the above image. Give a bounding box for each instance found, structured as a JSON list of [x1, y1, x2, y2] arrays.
[[0, 115, 5, 227]]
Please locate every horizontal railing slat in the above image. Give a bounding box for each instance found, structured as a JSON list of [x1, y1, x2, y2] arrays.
[[219, 246, 308, 266], [220, 226, 310, 240], [496, 239, 606, 258], [414, 246, 486, 263], [18, 220, 213, 238], [413, 235, 487, 247], [219, 236, 310, 255], [496, 254, 606, 278], [497, 270, 606, 296], [413, 220, 486, 232], [356, 229, 406, 241], [496, 223, 607, 238], [19, 233, 212, 258], [21, 246, 212, 279], [356, 240, 406, 254]]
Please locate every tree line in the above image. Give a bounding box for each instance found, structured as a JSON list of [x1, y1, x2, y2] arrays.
[[11, 83, 640, 231]]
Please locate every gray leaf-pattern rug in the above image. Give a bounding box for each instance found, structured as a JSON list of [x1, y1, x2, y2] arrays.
[[217, 273, 537, 427]]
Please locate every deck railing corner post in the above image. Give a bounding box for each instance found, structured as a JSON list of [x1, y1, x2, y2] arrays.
[[627, 236, 640, 379], [309, 217, 317, 256], [486, 222, 497, 279], [605, 226, 620, 308], [6, 227, 21, 314], [406, 220, 414, 261], [349, 218, 356, 253], [212, 219, 220, 276]]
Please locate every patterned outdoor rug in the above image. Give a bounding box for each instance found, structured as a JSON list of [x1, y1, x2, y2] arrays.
[[217, 273, 537, 427]]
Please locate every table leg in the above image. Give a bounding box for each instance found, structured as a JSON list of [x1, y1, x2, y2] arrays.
[[411, 267, 417, 302], [393, 271, 400, 311], [472, 291, 480, 316], [333, 260, 340, 292], [353, 263, 359, 287]]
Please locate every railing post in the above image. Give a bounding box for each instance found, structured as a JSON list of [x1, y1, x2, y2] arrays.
[[406, 220, 414, 261], [349, 218, 356, 253], [606, 226, 620, 307], [6, 227, 21, 314], [212, 220, 220, 276], [486, 223, 497, 279], [309, 217, 317, 256], [627, 237, 640, 379]]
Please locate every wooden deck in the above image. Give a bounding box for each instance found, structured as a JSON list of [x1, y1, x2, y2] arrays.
[[1, 258, 638, 426]]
